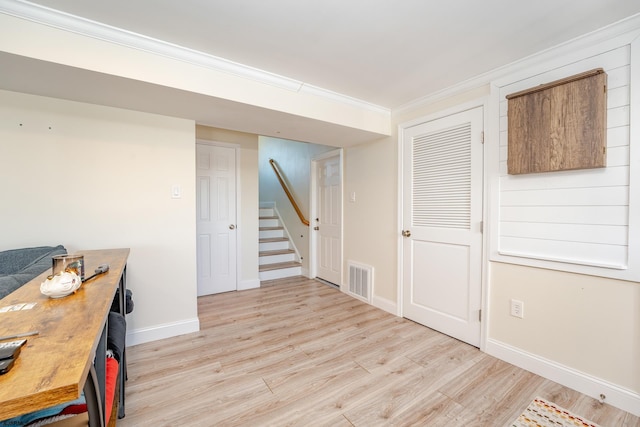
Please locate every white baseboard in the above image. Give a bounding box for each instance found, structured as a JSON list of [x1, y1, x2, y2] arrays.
[[127, 317, 200, 347], [238, 278, 260, 291], [486, 338, 640, 417], [372, 294, 398, 316]]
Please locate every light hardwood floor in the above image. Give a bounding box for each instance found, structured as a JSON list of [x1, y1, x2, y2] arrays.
[[118, 277, 639, 426]]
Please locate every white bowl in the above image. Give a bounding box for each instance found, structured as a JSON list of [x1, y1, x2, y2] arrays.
[[41, 271, 82, 298]]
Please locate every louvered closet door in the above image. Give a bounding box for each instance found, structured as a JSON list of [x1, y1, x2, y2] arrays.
[[402, 107, 483, 347]]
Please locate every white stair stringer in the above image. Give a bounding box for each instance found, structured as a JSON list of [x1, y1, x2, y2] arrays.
[[259, 206, 302, 281]]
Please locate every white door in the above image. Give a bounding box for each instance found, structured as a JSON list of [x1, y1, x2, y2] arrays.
[[402, 107, 483, 347], [315, 155, 342, 285], [196, 144, 237, 296]]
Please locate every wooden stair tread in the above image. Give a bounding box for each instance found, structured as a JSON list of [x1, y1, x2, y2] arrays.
[[259, 226, 284, 231], [260, 249, 295, 256], [259, 216, 278, 220], [259, 261, 301, 272], [260, 237, 289, 243]]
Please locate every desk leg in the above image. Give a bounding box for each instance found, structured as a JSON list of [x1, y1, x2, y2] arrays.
[[93, 321, 107, 426], [118, 266, 126, 316], [118, 265, 127, 419], [84, 364, 105, 427]]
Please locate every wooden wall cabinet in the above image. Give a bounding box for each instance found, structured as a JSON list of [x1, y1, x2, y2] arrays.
[[506, 68, 607, 174]]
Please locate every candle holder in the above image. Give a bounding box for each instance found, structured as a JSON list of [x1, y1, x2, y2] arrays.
[[52, 254, 85, 280]]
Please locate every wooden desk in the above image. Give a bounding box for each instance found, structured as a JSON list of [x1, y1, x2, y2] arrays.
[[0, 248, 129, 425]]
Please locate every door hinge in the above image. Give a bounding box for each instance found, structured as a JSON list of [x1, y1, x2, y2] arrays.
[[480, 221, 483, 233], [479, 309, 482, 322], [480, 131, 484, 144]]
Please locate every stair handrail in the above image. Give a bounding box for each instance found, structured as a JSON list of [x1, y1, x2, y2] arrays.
[[269, 158, 310, 226]]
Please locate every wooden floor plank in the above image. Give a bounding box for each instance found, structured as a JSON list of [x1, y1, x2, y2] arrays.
[[118, 277, 640, 426]]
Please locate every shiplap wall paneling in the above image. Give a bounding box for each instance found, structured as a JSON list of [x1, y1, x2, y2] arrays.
[[497, 45, 630, 271]]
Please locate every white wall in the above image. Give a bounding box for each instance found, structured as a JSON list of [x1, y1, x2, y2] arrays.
[[489, 262, 640, 392], [492, 45, 637, 279], [0, 90, 199, 345], [343, 137, 397, 308], [258, 136, 334, 274]]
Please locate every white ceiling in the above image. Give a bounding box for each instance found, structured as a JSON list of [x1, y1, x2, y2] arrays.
[[2, 0, 640, 143]]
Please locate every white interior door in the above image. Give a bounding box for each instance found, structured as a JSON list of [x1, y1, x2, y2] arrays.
[[315, 154, 342, 285], [196, 143, 237, 296], [402, 106, 483, 347]]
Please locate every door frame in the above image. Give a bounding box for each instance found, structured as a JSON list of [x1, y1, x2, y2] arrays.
[[309, 148, 344, 288], [195, 139, 241, 294], [396, 98, 490, 351]]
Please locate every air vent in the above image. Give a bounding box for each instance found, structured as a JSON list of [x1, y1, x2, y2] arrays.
[[347, 261, 373, 303]]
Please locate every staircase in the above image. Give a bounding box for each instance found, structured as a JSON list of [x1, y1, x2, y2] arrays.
[[259, 207, 302, 281]]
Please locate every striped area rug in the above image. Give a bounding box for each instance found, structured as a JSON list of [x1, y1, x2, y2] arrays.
[[512, 397, 601, 427]]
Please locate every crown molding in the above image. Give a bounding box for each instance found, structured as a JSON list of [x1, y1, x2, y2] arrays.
[[0, 0, 389, 116], [393, 12, 640, 116], [299, 83, 389, 115]]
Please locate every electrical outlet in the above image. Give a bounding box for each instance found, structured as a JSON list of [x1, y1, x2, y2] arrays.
[[510, 299, 524, 318]]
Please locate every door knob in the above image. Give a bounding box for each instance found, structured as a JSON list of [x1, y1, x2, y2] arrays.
[[229, 224, 236, 230], [401, 230, 411, 237]]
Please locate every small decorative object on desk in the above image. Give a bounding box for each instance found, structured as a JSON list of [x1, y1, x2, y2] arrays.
[[40, 271, 81, 298], [52, 254, 84, 280]]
